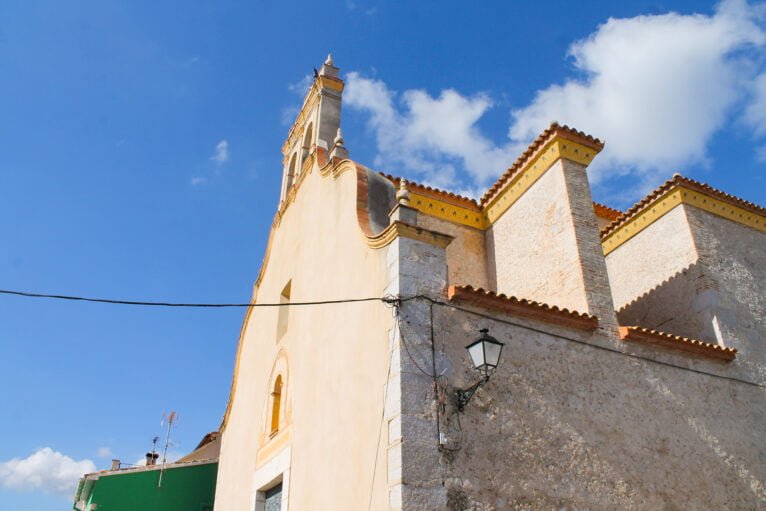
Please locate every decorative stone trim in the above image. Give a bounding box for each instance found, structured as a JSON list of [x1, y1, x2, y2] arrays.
[[602, 177, 766, 256], [409, 192, 487, 229], [380, 172, 480, 209], [447, 285, 599, 331], [366, 221, 454, 249], [281, 75, 344, 155], [619, 326, 737, 361], [480, 122, 604, 206], [483, 136, 600, 224]]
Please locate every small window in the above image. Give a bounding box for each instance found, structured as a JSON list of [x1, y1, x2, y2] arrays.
[[276, 281, 291, 341], [270, 375, 283, 435]]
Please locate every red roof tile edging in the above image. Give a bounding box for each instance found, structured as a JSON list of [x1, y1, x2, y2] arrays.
[[448, 285, 599, 331], [619, 326, 737, 361]]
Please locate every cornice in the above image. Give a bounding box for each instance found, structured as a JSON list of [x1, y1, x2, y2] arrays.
[[480, 122, 604, 207], [365, 221, 454, 249], [447, 285, 599, 331], [602, 179, 766, 256], [380, 123, 605, 230], [483, 136, 601, 224], [619, 326, 737, 361]]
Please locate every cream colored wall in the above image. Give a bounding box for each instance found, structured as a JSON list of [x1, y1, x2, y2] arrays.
[[486, 160, 589, 313], [606, 205, 698, 310], [214, 160, 395, 510], [416, 215, 489, 290]]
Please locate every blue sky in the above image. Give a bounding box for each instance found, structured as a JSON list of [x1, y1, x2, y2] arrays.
[[1, 1, 765, 508]]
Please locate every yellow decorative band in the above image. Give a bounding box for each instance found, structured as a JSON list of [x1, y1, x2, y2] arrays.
[[602, 186, 766, 256], [405, 137, 599, 229], [409, 192, 487, 229], [484, 138, 598, 224]]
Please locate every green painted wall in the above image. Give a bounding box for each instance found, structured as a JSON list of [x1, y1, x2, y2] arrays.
[[79, 462, 217, 511]]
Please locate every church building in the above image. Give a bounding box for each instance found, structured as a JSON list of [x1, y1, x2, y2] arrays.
[[213, 56, 766, 510]]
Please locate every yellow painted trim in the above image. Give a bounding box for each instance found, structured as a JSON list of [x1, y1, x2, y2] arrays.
[[484, 138, 598, 224], [365, 221, 454, 249], [409, 192, 487, 229], [405, 137, 599, 230], [602, 186, 766, 256], [681, 188, 766, 232], [318, 75, 344, 92]]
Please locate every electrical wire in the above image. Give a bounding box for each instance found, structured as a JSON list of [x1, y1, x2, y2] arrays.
[[0, 288, 391, 308], [1, 287, 763, 388], [404, 295, 766, 390]]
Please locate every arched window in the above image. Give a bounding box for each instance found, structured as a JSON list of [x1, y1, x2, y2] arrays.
[[300, 124, 313, 169], [285, 154, 297, 189], [270, 375, 283, 435]]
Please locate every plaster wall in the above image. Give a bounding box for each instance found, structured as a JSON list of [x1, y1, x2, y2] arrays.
[[606, 205, 699, 311], [487, 161, 589, 313], [686, 207, 766, 382], [214, 160, 395, 510], [403, 302, 766, 510], [416, 214, 489, 290]]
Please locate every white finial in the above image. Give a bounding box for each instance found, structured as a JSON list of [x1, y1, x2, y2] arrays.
[[672, 172, 682, 179], [334, 128, 344, 147], [396, 179, 411, 206], [325, 53, 334, 66]]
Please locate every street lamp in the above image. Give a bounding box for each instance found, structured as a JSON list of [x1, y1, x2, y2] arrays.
[[455, 328, 505, 411]]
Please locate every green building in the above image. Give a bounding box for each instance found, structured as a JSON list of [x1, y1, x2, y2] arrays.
[[73, 433, 219, 511]]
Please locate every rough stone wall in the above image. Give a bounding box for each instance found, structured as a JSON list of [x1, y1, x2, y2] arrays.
[[417, 214, 490, 290], [616, 261, 721, 343], [384, 235, 450, 509], [686, 207, 766, 383], [487, 161, 589, 313], [402, 304, 766, 510]]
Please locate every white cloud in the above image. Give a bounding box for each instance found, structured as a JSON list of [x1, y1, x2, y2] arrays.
[[510, 0, 766, 183], [288, 74, 314, 96], [743, 72, 766, 135], [210, 139, 229, 167], [345, 0, 766, 198], [345, 72, 520, 190], [96, 447, 113, 458], [0, 448, 96, 496], [190, 176, 208, 186]]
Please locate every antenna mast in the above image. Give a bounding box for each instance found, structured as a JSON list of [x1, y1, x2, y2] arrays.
[[157, 411, 177, 488]]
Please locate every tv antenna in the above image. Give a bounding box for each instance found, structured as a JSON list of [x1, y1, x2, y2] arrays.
[[157, 411, 178, 488]]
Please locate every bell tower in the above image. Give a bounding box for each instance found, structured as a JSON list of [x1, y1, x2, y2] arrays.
[[279, 55, 345, 201]]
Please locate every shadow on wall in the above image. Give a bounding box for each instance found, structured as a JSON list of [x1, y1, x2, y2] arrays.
[[616, 262, 721, 343]]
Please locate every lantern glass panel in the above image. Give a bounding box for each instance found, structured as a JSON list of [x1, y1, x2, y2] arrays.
[[484, 341, 503, 368], [467, 341, 486, 369]]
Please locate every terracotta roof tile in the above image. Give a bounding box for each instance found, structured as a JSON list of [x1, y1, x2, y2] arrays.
[[479, 122, 604, 207], [593, 202, 622, 221], [602, 174, 766, 238], [619, 326, 737, 361], [447, 285, 599, 331], [379, 172, 481, 210]]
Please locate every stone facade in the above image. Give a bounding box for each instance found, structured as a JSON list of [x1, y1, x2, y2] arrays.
[[214, 59, 766, 510]]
